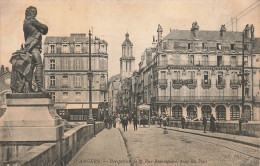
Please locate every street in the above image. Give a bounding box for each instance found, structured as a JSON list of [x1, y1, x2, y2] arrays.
[[68, 123, 259, 166], [120, 124, 259, 166]]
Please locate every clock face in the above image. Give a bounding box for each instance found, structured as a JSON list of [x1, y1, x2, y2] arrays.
[[5, 77, 10, 85]]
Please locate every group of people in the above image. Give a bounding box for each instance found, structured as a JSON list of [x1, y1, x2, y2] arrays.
[[104, 114, 138, 131], [181, 114, 216, 133]]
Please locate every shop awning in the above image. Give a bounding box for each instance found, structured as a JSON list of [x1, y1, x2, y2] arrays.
[[137, 104, 150, 110], [82, 104, 98, 109], [66, 104, 83, 109]]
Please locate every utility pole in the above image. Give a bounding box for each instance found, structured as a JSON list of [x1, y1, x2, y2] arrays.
[[170, 81, 172, 117], [88, 30, 94, 123]]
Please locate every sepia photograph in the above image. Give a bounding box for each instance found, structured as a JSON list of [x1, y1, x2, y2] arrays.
[[0, 0, 259, 165]]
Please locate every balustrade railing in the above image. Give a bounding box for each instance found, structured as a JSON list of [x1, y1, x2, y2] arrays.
[[154, 96, 244, 102]]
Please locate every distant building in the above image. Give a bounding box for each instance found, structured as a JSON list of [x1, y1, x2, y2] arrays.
[[0, 65, 11, 117], [43, 33, 108, 121]]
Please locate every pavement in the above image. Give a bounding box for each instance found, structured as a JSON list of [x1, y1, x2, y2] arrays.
[[67, 126, 130, 166], [167, 126, 260, 148]]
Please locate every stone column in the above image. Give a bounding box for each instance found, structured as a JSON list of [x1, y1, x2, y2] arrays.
[[226, 105, 231, 120], [197, 106, 202, 120], [183, 106, 187, 118], [212, 106, 217, 118]]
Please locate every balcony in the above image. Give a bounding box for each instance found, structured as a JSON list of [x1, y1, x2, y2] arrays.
[[201, 79, 211, 89], [183, 79, 197, 89], [155, 96, 242, 103], [230, 79, 241, 89], [172, 79, 183, 89], [100, 83, 107, 91], [216, 79, 226, 89], [158, 79, 167, 88]]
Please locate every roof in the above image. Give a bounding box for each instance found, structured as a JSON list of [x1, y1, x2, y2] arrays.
[[44, 35, 107, 45], [163, 29, 243, 42], [253, 38, 260, 53], [122, 38, 133, 46], [108, 74, 120, 83]]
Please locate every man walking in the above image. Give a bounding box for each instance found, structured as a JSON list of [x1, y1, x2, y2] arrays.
[[181, 116, 186, 129], [202, 114, 207, 133], [133, 115, 138, 131], [210, 114, 216, 133], [123, 115, 128, 131]]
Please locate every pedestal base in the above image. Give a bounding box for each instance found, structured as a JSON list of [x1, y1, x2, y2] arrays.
[[0, 93, 64, 142]]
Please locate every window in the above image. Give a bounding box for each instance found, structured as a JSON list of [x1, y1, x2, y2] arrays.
[[230, 56, 237, 66], [62, 44, 69, 53], [231, 44, 235, 50], [204, 71, 209, 84], [217, 72, 224, 84], [50, 76, 55, 87], [202, 43, 205, 49], [62, 59, 69, 69], [127, 47, 129, 56], [188, 43, 191, 50], [217, 43, 222, 50], [161, 71, 166, 79], [202, 55, 208, 65], [75, 92, 81, 102], [126, 61, 128, 71], [50, 92, 55, 101], [75, 59, 81, 70], [62, 75, 69, 87], [74, 44, 81, 53], [50, 59, 55, 70], [189, 71, 195, 80], [189, 55, 194, 66], [50, 45, 55, 53], [244, 44, 248, 51], [217, 56, 223, 66], [245, 88, 249, 96], [129, 61, 131, 71], [63, 92, 68, 101], [173, 71, 180, 80], [75, 75, 81, 88], [245, 56, 248, 66]]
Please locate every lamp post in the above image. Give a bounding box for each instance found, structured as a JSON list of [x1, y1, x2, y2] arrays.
[[237, 29, 248, 134], [87, 30, 94, 123]]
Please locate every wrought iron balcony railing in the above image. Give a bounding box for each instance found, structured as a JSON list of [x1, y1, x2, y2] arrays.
[[216, 79, 226, 89], [230, 79, 241, 89], [153, 96, 244, 102], [201, 79, 211, 89]]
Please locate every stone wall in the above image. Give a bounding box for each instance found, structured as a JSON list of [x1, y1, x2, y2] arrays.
[[169, 121, 260, 137], [3, 122, 104, 166]]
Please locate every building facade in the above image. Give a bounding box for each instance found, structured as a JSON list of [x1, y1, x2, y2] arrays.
[[0, 65, 11, 117], [132, 23, 260, 121], [43, 33, 108, 121]]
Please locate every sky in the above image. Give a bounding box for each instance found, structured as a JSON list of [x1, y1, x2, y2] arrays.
[[0, 0, 259, 79]]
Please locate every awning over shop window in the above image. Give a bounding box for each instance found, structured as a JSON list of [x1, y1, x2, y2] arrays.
[[137, 104, 150, 110], [66, 104, 83, 109], [82, 104, 98, 109]]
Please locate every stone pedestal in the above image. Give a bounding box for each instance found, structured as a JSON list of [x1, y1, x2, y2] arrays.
[[0, 93, 64, 142]]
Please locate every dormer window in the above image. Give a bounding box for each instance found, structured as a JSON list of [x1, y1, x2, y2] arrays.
[[49, 44, 56, 53], [217, 43, 221, 50], [74, 44, 81, 53], [62, 44, 70, 53]]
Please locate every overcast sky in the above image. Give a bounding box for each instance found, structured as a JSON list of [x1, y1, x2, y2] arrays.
[[0, 0, 259, 79]]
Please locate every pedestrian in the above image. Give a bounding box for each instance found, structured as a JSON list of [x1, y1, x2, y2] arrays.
[[202, 114, 207, 133], [129, 116, 132, 124], [181, 116, 185, 129], [209, 114, 216, 133], [162, 115, 167, 127], [123, 115, 128, 131], [159, 116, 162, 128], [133, 115, 138, 131]]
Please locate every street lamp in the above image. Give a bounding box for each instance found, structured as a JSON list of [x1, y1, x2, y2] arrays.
[[87, 30, 94, 124]]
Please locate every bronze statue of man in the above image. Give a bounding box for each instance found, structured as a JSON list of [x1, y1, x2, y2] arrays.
[[23, 6, 48, 92]]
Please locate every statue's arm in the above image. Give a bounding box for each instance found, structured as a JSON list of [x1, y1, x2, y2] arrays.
[[31, 19, 48, 35]]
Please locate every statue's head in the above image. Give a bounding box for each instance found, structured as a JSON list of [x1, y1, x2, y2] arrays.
[[25, 6, 37, 18]]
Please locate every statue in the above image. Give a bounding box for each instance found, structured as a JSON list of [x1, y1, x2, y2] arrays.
[[10, 6, 48, 93]]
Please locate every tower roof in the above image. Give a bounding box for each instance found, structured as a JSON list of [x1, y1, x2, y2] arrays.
[[122, 33, 133, 46]]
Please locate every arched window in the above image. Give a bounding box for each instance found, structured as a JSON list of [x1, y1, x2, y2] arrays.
[[172, 105, 182, 120], [201, 105, 212, 120], [216, 105, 226, 120], [187, 105, 197, 120], [230, 105, 240, 120]]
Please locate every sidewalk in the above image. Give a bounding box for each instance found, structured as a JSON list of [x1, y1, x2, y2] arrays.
[[167, 126, 260, 148], [67, 127, 130, 166]]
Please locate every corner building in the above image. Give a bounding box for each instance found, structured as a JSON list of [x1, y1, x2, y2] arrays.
[[137, 23, 260, 121], [43, 33, 108, 121]]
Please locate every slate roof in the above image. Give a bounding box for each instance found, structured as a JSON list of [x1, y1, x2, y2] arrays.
[[253, 38, 260, 53], [44, 34, 107, 45], [163, 30, 243, 42]]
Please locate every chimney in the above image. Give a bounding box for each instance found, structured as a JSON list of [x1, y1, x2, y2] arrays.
[[153, 36, 155, 42], [191, 21, 199, 39], [220, 24, 226, 37], [250, 24, 254, 40], [1, 65, 4, 74], [244, 24, 250, 39]]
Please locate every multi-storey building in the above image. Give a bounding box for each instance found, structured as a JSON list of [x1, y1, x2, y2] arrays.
[[43, 33, 108, 121], [134, 23, 260, 121], [0, 65, 11, 117]]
